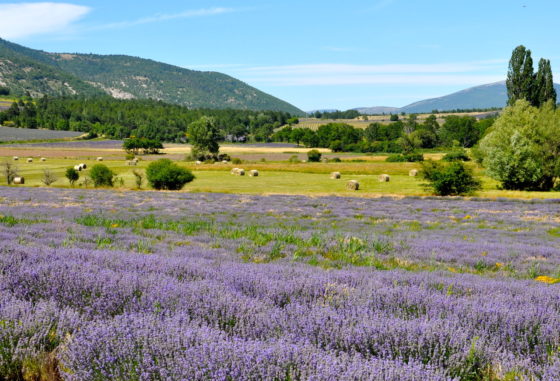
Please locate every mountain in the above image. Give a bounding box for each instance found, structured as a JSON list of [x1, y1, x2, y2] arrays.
[[355, 81, 560, 114], [351, 106, 399, 114], [0, 38, 304, 115]]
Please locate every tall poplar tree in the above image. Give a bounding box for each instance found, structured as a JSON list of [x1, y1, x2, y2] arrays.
[[506, 45, 535, 106], [533, 58, 557, 107]]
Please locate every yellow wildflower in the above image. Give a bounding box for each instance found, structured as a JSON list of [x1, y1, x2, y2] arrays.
[[534, 276, 559, 284], [495, 262, 504, 268], [111, 223, 119, 228]]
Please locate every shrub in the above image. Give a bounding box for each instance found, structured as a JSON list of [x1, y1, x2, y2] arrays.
[[146, 159, 195, 190], [442, 150, 471, 162], [386, 154, 406, 162], [288, 155, 300, 163], [90, 164, 115, 187], [404, 153, 424, 162], [231, 158, 242, 165], [307, 149, 322, 162], [65, 167, 79, 186], [421, 161, 481, 196], [329, 157, 342, 163]]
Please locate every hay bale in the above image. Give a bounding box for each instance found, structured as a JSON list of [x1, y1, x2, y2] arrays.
[[127, 160, 137, 166], [12, 156, 18, 161], [96, 157, 103, 161], [409, 169, 418, 177], [330, 171, 341, 179], [79, 163, 87, 170], [222, 160, 228, 164], [231, 168, 239, 175], [195, 160, 202, 165], [13, 177, 24, 184], [249, 170, 259, 177], [40, 157, 46, 162], [132, 158, 139, 163], [378, 174, 390, 182], [74, 165, 82, 171], [237, 168, 245, 176], [26, 158, 33, 163], [346, 180, 359, 190]]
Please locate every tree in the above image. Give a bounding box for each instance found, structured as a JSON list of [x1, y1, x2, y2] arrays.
[[89, 164, 115, 187], [506, 45, 535, 106], [146, 159, 194, 190], [479, 100, 560, 191], [65, 167, 79, 186], [41, 169, 57, 186], [2, 162, 18, 185], [533, 58, 557, 107], [439, 116, 479, 147], [187, 116, 220, 160]]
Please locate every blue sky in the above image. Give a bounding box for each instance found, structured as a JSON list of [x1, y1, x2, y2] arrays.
[[0, 0, 558, 111]]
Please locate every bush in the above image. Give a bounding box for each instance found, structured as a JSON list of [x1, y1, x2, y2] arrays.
[[442, 150, 471, 162], [386, 154, 406, 162], [386, 153, 423, 162], [231, 158, 242, 165], [288, 155, 300, 163], [329, 157, 342, 163], [146, 159, 195, 190], [307, 149, 322, 162], [421, 161, 481, 196], [90, 164, 115, 187], [65, 167, 80, 186]]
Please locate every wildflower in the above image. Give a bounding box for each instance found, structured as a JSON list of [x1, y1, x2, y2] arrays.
[[534, 276, 559, 284]]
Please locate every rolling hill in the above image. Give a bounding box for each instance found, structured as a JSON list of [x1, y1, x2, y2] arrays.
[[354, 81, 560, 114], [0, 38, 304, 115]]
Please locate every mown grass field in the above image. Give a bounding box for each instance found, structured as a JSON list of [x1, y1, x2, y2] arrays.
[[2, 153, 560, 200]]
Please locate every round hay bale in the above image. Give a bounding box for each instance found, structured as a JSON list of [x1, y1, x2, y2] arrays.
[[195, 160, 202, 165], [27, 158, 33, 163], [222, 160, 228, 164], [249, 170, 259, 177], [378, 174, 390, 182], [330, 171, 341, 179], [231, 168, 239, 175], [409, 169, 418, 177], [96, 157, 103, 161], [237, 168, 245, 176], [40, 157, 46, 162], [132, 158, 139, 163], [79, 163, 87, 170], [13, 177, 24, 184], [74, 165, 82, 171], [346, 180, 359, 190], [12, 156, 18, 161]]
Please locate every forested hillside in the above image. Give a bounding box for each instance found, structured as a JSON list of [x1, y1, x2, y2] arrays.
[[0, 39, 304, 114], [0, 96, 293, 142]]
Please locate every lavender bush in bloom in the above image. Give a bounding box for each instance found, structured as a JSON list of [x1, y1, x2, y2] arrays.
[[0, 186, 559, 380]]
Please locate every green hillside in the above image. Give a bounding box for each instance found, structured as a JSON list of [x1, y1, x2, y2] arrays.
[[0, 39, 303, 115]]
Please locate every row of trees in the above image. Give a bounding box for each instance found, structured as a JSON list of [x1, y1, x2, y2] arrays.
[[0, 96, 293, 142], [273, 115, 494, 153]]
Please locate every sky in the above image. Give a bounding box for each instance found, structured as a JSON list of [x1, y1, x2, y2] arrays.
[[0, 0, 559, 111]]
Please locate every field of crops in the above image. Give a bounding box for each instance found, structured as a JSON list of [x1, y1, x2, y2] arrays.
[[0, 186, 559, 380], [0, 126, 83, 142]]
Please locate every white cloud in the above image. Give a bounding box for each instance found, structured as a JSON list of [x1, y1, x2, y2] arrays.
[[220, 61, 507, 87], [0, 2, 90, 39], [95, 7, 234, 30]]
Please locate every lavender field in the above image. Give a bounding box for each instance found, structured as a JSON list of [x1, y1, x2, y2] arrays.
[[1, 187, 560, 380]]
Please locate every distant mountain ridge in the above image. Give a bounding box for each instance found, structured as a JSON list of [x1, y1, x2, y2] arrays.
[[353, 81, 560, 114], [0, 38, 304, 115]]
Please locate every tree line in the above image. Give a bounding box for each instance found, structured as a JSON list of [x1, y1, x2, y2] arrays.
[[273, 114, 495, 153], [0, 96, 293, 142]]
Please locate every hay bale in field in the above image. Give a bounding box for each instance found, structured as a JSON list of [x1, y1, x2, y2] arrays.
[[13, 177, 24, 184], [12, 156, 18, 161], [330, 171, 341, 179], [96, 157, 103, 162], [249, 170, 259, 177], [132, 158, 139, 163], [74, 165, 82, 171], [79, 163, 87, 170], [222, 160, 228, 164], [195, 160, 202, 165], [127, 160, 137, 166], [231, 167, 239, 175], [346, 180, 359, 190], [236, 168, 245, 176], [40, 157, 46, 162], [378, 174, 390, 182], [26, 158, 33, 163], [409, 169, 418, 177]]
